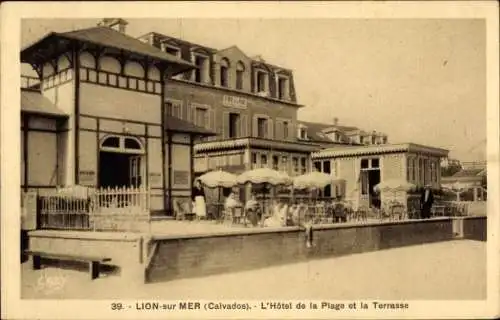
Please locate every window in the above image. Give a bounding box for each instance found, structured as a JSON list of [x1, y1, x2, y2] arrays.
[[283, 121, 289, 139], [236, 61, 244, 90], [300, 158, 307, 174], [165, 46, 180, 57], [261, 154, 268, 167], [102, 137, 120, 148], [257, 117, 268, 138], [371, 158, 379, 168], [314, 161, 321, 172], [195, 107, 208, 128], [412, 159, 416, 181], [323, 160, 331, 174], [281, 156, 288, 172], [361, 159, 369, 169], [278, 77, 288, 100], [272, 156, 279, 170], [407, 158, 413, 181], [124, 138, 141, 150], [256, 71, 267, 93], [299, 127, 307, 139], [252, 153, 257, 168], [194, 55, 208, 83], [165, 100, 182, 119], [418, 159, 424, 183], [229, 113, 239, 138], [292, 157, 299, 174], [220, 58, 229, 87]]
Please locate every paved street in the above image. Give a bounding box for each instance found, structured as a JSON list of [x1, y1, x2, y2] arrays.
[[22, 240, 486, 300]]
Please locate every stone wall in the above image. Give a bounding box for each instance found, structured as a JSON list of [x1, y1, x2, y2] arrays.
[[146, 218, 455, 283]]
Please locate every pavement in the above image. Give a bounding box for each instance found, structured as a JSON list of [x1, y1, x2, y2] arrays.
[[21, 239, 486, 300]]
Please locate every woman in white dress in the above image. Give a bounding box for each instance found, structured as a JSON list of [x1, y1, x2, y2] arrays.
[[191, 179, 207, 220]]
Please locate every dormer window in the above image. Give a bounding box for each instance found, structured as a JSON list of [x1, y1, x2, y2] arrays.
[[192, 52, 210, 84], [236, 61, 245, 90], [220, 58, 229, 88], [299, 127, 308, 139], [162, 43, 181, 58], [277, 76, 289, 100], [255, 70, 268, 94]]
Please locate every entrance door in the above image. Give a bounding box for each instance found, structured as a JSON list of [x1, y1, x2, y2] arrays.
[[99, 151, 143, 188], [129, 155, 142, 187], [368, 170, 381, 208]]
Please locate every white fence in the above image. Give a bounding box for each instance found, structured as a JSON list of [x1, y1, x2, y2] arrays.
[[38, 186, 151, 232]]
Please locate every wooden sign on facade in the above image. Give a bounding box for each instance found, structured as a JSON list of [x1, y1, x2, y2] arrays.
[[222, 95, 248, 109], [173, 170, 189, 185], [79, 170, 96, 185]]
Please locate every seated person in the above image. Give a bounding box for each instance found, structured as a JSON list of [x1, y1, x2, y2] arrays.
[[224, 192, 241, 209], [245, 194, 260, 211]]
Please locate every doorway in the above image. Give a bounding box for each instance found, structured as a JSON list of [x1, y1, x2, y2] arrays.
[[99, 152, 142, 188], [368, 170, 381, 208], [359, 158, 381, 209], [98, 136, 144, 189]]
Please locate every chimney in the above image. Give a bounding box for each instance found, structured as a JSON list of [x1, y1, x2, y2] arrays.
[[98, 18, 128, 33], [333, 117, 339, 126]]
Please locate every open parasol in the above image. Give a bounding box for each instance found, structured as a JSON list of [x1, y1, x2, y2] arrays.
[[198, 169, 238, 220]]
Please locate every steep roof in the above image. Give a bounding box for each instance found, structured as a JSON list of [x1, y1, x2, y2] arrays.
[[21, 89, 67, 118], [297, 120, 359, 144], [297, 121, 336, 143], [452, 168, 485, 178], [21, 27, 195, 75]]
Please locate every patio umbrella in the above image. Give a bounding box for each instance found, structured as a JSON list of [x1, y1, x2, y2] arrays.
[[373, 179, 417, 203], [293, 171, 343, 201], [443, 182, 470, 201], [198, 169, 238, 188], [198, 169, 238, 221], [237, 168, 291, 218]]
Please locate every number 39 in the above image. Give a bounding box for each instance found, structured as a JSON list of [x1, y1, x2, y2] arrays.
[[111, 303, 123, 310]]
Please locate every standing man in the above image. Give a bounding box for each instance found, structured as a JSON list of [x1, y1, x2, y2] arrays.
[[420, 184, 434, 219]]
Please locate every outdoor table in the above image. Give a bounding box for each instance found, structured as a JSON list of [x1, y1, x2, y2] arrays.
[[432, 205, 446, 217]]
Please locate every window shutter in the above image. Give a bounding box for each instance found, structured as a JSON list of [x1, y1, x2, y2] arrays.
[[240, 114, 248, 138], [267, 118, 274, 140], [289, 122, 296, 141], [275, 120, 283, 140], [252, 115, 258, 137], [185, 104, 192, 122], [222, 111, 230, 139], [207, 108, 216, 140]]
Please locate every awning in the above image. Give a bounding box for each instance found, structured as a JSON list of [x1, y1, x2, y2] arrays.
[[21, 89, 68, 118], [165, 116, 216, 136]]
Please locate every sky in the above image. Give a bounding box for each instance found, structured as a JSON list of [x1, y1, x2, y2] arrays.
[[21, 18, 487, 162]]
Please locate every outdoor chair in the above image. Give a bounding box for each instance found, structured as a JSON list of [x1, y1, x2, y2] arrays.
[[355, 206, 369, 222], [389, 203, 405, 221], [173, 200, 194, 221]]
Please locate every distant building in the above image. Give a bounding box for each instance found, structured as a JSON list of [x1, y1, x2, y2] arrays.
[[296, 119, 388, 147], [441, 167, 487, 201], [312, 143, 448, 208]]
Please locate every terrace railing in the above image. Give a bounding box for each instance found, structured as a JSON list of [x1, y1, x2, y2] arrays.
[[38, 185, 151, 233]]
